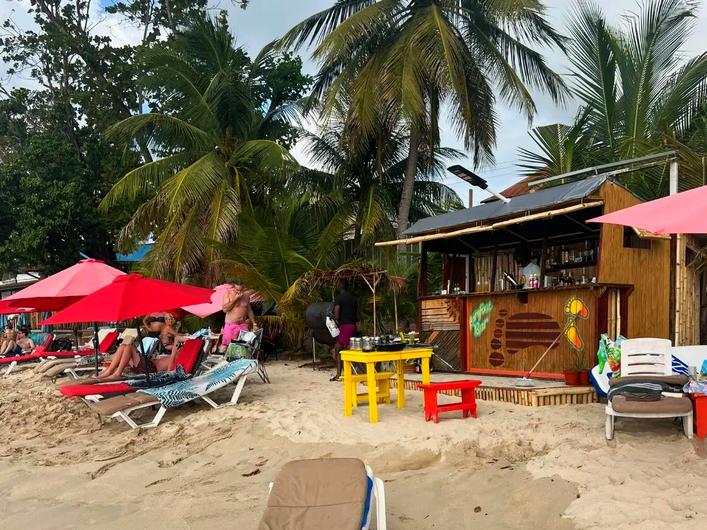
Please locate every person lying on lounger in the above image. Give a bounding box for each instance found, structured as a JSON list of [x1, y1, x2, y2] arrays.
[[97, 335, 183, 379], [0, 323, 18, 355], [0, 327, 35, 357]]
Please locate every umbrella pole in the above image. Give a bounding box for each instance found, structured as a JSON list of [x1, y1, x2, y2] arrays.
[[136, 321, 149, 384], [93, 323, 100, 377]]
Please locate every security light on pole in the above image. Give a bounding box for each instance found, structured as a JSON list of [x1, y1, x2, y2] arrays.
[[447, 165, 510, 204]]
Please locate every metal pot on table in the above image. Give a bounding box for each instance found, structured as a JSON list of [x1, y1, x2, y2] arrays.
[[361, 337, 376, 352]]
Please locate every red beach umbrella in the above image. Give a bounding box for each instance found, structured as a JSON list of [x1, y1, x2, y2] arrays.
[[181, 284, 264, 318], [0, 300, 35, 314], [4, 258, 124, 311], [41, 273, 213, 325], [588, 185, 707, 234], [41, 273, 213, 379]]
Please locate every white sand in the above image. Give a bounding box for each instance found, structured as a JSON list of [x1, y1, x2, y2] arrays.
[[0, 361, 705, 529]]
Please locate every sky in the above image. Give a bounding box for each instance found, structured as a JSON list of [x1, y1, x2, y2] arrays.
[[3, 0, 707, 205]]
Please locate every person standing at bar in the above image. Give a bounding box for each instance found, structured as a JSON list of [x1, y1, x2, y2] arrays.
[[331, 280, 358, 381]]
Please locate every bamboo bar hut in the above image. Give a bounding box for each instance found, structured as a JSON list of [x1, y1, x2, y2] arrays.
[[377, 176, 674, 377]]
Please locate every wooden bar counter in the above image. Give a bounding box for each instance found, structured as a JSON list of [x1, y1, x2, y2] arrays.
[[421, 284, 631, 376]]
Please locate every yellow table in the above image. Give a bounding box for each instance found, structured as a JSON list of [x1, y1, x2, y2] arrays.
[[341, 347, 433, 423]]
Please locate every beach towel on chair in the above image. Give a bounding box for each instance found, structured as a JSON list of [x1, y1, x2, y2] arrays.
[[140, 359, 257, 408]]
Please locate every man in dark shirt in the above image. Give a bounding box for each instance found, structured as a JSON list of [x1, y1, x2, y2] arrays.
[[332, 280, 358, 381]]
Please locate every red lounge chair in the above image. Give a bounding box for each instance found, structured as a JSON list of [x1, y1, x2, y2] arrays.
[[78, 331, 120, 355], [59, 338, 204, 398], [0, 335, 61, 375], [37, 331, 122, 379]]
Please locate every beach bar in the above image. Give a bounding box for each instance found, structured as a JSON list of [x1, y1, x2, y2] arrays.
[[377, 177, 674, 378]]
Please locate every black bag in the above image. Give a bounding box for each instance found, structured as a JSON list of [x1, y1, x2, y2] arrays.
[[51, 338, 73, 352]]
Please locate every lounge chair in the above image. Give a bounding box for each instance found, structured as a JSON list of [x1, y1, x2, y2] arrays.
[[0, 334, 65, 376], [85, 358, 257, 429], [204, 328, 270, 383], [37, 331, 120, 378], [258, 458, 386, 530], [58, 338, 204, 398], [605, 338, 693, 439]]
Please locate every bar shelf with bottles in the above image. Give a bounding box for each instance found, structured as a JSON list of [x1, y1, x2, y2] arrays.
[[471, 236, 600, 293], [541, 238, 599, 288]]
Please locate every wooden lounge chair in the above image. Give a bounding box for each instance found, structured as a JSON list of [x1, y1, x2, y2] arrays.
[[605, 338, 693, 439], [259, 458, 386, 530], [85, 358, 257, 429]]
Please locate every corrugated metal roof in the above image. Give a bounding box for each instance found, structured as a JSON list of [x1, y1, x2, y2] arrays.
[[403, 177, 608, 236]]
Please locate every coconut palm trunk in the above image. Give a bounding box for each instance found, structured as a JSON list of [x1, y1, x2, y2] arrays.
[[396, 127, 421, 239]]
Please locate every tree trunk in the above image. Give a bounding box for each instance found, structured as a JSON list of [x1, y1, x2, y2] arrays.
[[396, 127, 421, 241]]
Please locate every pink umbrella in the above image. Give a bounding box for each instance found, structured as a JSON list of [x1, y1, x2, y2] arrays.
[[182, 284, 263, 318], [588, 185, 707, 234], [4, 258, 125, 311]]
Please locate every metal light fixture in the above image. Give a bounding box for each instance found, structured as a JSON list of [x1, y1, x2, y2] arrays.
[[447, 164, 511, 203]]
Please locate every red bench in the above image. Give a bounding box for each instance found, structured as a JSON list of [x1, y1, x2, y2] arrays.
[[418, 380, 482, 423]]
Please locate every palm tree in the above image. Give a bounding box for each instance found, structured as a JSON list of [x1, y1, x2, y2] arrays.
[[101, 15, 299, 281], [522, 0, 707, 198], [215, 194, 340, 346], [294, 111, 463, 260], [280, 0, 566, 237]]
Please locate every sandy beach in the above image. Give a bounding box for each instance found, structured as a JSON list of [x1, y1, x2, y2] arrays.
[[0, 362, 705, 529]]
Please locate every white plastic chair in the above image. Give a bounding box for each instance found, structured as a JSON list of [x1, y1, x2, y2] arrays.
[[605, 338, 693, 439]]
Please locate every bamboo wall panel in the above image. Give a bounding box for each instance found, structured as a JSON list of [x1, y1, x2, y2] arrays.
[[598, 182, 671, 338], [421, 329, 462, 371], [420, 297, 461, 331], [675, 235, 700, 345], [466, 287, 599, 373]]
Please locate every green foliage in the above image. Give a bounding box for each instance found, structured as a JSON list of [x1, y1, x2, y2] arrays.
[[280, 0, 567, 235], [522, 0, 707, 198], [102, 15, 311, 282], [295, 108, 464, 260], [0, 93, 133, 274]]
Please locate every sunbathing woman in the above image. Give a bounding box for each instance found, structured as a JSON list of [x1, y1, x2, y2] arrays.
[[143, 312, 167, 339], [0, 323, 18, 355], [97, 335, 182, 379], [160, 314, 189, 353]]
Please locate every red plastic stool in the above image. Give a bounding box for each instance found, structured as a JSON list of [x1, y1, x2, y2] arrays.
[[689, 394, 707, 439], [418, 380, 482, 423]]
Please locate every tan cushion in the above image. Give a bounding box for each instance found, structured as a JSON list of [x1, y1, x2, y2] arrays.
[[259, 458, 368, 530], [88, 392, 157, 416], [611, 395, 692, 414], [608, 374, 688, 387]]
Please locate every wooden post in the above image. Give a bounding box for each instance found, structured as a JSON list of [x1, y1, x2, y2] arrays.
[[490, 246, 498, 292], [418, 244, 428, 297], [670, 159, 680, 344], [393, 288, 399, 333]]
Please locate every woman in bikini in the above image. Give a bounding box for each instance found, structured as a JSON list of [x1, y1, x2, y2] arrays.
[[97, 316, 185, 379], [0, 323, 18, 356], [143, 312, 168, 339]]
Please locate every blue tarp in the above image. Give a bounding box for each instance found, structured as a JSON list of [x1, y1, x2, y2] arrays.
[[116, 243, 153, 262]]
